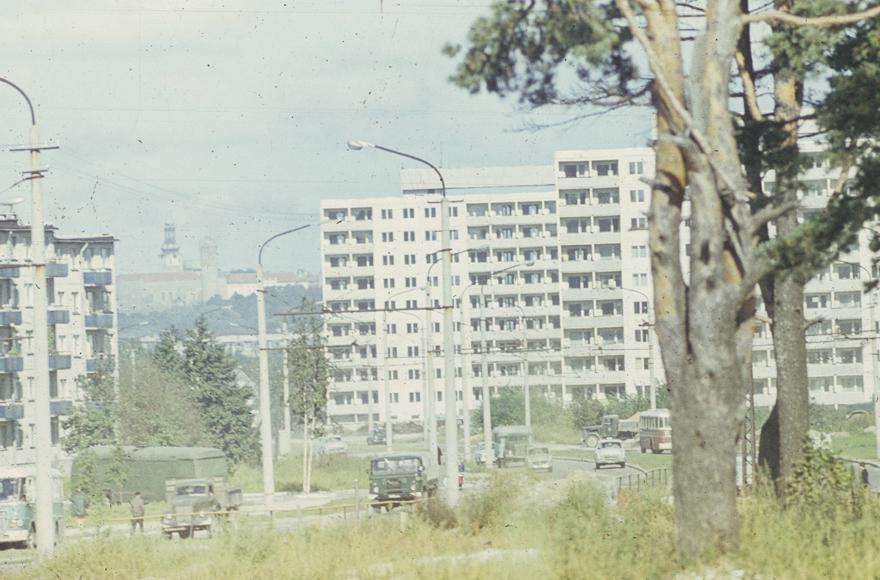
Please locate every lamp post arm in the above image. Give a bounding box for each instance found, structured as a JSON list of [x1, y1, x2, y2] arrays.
[[371, 144, 446, 197], [259, 224, 315, 265], [0, 78, 35, 125]]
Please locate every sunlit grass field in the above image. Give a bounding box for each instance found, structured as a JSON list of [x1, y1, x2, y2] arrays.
[[231, 452, 372, 493], [20, 469, 880, 580]]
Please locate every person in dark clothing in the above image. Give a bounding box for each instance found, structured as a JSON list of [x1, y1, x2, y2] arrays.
[[130, 491, 145, 534], [861, 463, 870, 488], [437, 446, 443, 466]]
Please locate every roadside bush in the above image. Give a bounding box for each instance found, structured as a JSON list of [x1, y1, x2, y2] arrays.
[[461, 471, 520, 533], [416, 497, 458, 529], [785, 438, 854, 508]]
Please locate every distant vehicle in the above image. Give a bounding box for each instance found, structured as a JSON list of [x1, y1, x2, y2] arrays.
[[594, 439, 626, 469], [639, 409, 672, 454], [369, 454, 438, 509], [366, 429, 387, 446], [525, 447, 553, 472], [474, 441, 495, 466], [162, 477, 242, 540], [71, 446, 230, 504], [316, 435, 347, 457], [0, 465, 65, 549], [581, 414, 639, 448], [493, 426, 533, 468]]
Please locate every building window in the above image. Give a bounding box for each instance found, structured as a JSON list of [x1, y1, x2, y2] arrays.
[[629, 161, 644, 175], [425, 207, 437, 218]]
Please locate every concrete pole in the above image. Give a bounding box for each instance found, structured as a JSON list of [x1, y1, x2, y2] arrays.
[[382, 309, 393, 453], [256, 263, 275, 516], [441, 195, 458, 505], [480, 285, 493, 469], [460, 299, 471, 463], [522, 309, 530, 428], [30, 123, 53, 557], [425, 281, 437, 468], [648, 325, 656, 410], [870, 290, 880, 460], [281, 321, 291, 455]]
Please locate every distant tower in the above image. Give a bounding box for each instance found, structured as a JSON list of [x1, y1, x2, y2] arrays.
[[160, 222, 183, 272], [200, 237, 220, 301]]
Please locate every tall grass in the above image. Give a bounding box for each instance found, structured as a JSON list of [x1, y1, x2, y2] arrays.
[[230, 452, 371, 493], [18, 469, 880, 580]]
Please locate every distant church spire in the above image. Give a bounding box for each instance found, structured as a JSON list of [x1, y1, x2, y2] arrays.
[[160, 222, 183, 271]]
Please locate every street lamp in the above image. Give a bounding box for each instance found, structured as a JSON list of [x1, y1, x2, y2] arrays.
[[614, 286, 656, 410], [1, 77, 57, 557], [460, 261, 534, 469], [836, 260, 880, 459], [256, 224, 317, 516], [348, 140, 460, 505]]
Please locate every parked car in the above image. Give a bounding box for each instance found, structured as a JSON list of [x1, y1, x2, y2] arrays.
[[525, 446, 553, 472], [366, 429, 387, 446], [474, 441, 495, 466], [594, 438, 626, 469], [316, 435, 348, 457]]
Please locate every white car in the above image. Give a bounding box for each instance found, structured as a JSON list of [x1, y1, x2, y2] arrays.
[[474, 441, 495, 465], [526, 447, 553, 472], [594, 438, 626, 469], [316, 435, 348, 457]]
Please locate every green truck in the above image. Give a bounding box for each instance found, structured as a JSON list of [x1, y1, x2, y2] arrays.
[[161, 477, 242, 539], [71, 446, 230, 504], [369, 454, 438, 509], [493, 426, 534, 468]]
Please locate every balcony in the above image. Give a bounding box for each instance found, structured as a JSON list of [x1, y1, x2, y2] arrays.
[[0, 404, 23, 419], [46, 263, 68, 278], [0, 357, 24, 373], [85, 313, 114, 329], [83, 271, 112, 286], [49, 354, 72, 370], [0, 310, 21, 326], [47, 310, 70, 325], [87, 357, 114, 372], [50, 401, 73, 416], [0, 266, 19, 278]]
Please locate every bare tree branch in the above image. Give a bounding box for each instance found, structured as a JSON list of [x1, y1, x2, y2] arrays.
[[749, 200, 799, 232], [744, 4, 880, 27]]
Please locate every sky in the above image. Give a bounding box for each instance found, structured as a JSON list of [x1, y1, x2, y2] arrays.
[[0, 1, 653, 275]]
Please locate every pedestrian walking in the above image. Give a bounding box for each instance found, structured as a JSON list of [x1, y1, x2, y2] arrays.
[[130, 491, 145, 534], [437, 446, 443, 466], [861, 463, 870, 488], [70, 487, 89, 529]]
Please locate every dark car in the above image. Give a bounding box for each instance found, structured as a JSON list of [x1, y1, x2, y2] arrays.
[[367, 428, 387, 446]]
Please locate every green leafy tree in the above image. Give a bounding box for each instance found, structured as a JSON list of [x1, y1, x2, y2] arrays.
[[288, 302, 333, 493], [61, 362, 117, 454], [183, 316, 257, 469], [151, 327, 186, 376], [117, 351, 209, 447], [447, 0, 880, 558]]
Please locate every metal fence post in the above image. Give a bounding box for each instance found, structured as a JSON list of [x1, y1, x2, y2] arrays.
[[355, 478, 360, 521]]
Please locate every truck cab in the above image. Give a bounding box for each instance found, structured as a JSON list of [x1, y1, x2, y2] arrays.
[[369, 454, 437, 509], [162, 477, 242, 539], [493, 426, 534, 468]]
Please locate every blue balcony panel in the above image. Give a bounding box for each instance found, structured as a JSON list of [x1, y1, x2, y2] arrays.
[[49, 354, 72, 370], [46, 263, 68, 278], [0, 310, 21, 326], [47, 310, 70, 325], [0, 267, 19, 279], [0, 357, 23, 373], [50, 401, 73, 416], [0, 404, 23, 420], [85, 314, 114, 329], [83, 271, 112, 286], [86, 357, 114, 373]]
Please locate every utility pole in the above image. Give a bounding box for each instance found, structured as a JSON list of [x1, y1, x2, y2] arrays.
[[5, 78, 57, 557], [382, 309, 393, 453], [281, 321, 291, 455]]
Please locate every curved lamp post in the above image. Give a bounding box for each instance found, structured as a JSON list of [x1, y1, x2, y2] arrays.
[[348, 140, 460, 504], [1, 78, 57, 557], [256, 224, 315, 515]]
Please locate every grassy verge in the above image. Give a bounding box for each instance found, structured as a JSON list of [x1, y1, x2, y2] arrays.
[[18, 470, 880, 580], [67, 501, 168, 529], [832, 432, 877, 460], [231, 453, 371, 493]]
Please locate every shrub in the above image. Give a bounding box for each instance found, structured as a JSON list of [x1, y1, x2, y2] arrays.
[[416, 498, 458, 529], [461, 471, 520, 533]]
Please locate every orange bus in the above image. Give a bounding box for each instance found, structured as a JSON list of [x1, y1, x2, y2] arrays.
[[639, 409, 672, 454]]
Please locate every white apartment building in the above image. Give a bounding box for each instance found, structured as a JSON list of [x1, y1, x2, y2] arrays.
[[320, 147, 660, 424], [752, 142, 874, 408], [0, 215, 118, 464]]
